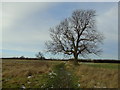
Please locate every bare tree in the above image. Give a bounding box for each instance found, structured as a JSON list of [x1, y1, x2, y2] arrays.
[[20, 56, 25, 59], [45, 9, 104, 63], [35, 52, 45, 60]]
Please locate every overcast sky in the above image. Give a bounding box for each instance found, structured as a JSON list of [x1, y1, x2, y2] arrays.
[[1, 2, 118, 59]]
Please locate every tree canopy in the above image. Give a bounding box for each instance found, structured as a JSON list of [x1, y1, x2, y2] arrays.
[[45, 9, 104, 62]]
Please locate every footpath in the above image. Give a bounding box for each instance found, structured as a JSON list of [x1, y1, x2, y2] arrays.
[[45, 63, 80, 88]]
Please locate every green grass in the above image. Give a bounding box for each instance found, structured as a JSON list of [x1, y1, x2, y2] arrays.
[[2, 73, 49, 88], [81, 63, 119, 69], [2, 59, 118, 88], [40, 63, 80, 88]]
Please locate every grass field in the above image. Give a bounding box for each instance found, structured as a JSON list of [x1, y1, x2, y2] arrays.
[[2, 59, 119, 88]]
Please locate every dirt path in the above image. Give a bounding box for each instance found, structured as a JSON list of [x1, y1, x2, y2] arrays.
[[45, 63, 80, 88]]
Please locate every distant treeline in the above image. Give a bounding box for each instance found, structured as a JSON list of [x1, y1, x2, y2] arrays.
[[78, 59, 120, 63], [1, 57, 120, 63]]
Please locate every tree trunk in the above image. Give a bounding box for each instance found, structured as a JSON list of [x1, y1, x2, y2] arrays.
[[74, 53, 79, 65]]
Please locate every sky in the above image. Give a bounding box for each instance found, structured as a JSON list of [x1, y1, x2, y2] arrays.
[[1, 2, 118, 59]]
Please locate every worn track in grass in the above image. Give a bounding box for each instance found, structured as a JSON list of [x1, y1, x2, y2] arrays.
[[44, 63, 79, 88], [2, 60, 118, 88]]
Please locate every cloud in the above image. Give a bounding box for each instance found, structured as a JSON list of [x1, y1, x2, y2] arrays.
[[0, 3, 2, 50], [2, 2, 118, 59], [96, 6, 118, 59], [2, 3, 52, 30], [96, 5, 118, 42], [2, 2, 56, 52]]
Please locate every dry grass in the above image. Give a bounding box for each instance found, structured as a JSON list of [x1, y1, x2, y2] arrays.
[[2, 59, 119, 88], [2, 59, 62, 88], [66, 61, 118, 88], [2, 60, 59, 78]]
